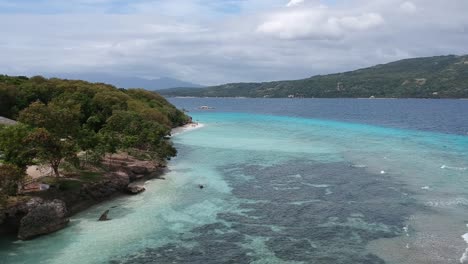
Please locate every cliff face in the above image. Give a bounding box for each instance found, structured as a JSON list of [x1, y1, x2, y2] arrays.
[[0, 160, 165, 240]]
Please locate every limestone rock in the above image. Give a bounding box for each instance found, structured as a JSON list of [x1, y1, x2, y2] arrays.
[[128, 165, 149, 175], [18, 199, 69, 240], [82, 171, 130, 200]]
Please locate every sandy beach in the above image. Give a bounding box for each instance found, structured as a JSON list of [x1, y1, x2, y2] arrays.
[[171, 122, 204, 136]]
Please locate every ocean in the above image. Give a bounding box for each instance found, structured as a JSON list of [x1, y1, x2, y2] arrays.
[[1, 98, 468, 264]]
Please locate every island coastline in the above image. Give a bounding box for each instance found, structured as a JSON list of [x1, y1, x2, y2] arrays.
[[0, 122, 202, 240]]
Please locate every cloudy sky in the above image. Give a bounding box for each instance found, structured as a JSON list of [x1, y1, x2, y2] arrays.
[[1, 0, 467, 85]]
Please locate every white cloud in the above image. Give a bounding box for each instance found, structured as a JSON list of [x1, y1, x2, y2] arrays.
[[400, 1, 417, 14], [286, 0, 305, 7], [338, 13, 384, 31], [0, 0, 467, 85], [257, 8, 384, 40]]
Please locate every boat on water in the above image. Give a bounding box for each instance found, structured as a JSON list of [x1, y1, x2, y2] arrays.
[[198, 105, 215, 110]]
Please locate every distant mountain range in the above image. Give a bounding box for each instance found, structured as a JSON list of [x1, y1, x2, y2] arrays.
[[159, 55, 468, 98], [45, 73, 203, 90]]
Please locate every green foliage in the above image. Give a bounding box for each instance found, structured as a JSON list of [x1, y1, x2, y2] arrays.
[[57, 179, 82, 191], [19, 100, 81, 138], [102, 110, 170, 152], [0, 124, 36, 169], [159, 55, 468, 98], [25, 128, 77, 177], [126, 89, 190, 127], [78, 171, 102, 183], [0, 75, 189, 173], [0, 164, 25, 196]]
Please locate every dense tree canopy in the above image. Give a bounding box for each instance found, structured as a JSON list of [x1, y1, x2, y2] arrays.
[[0, 124, 35, 169], [0, 75, 190, 183]]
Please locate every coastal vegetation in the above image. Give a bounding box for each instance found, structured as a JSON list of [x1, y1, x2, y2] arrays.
[[159, 55, 468, 98], [0, 75, 189, 207]]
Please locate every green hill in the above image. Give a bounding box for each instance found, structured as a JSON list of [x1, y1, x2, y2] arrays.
[[159, 55, 468, 98]]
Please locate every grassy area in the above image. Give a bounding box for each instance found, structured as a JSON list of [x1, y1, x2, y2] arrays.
[[40, 176, 56, 185], [41, 177, 83, 191], [40, 169, 104, 192], [58, 180, 82, 191], [78, 171, 103, 183]]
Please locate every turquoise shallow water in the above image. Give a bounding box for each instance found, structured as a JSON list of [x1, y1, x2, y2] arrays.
[[1, 110, 468, 264]]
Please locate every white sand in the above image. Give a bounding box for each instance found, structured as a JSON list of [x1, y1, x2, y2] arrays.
[[171, 122, 205, 136], [26, 165, 53, 179]]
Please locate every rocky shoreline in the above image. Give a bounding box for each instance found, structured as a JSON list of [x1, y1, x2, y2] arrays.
[[0, 157, 166, 240]]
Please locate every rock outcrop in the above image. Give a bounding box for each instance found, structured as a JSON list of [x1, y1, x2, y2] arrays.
[[17, 198, 69, 240], [1, 155, 166, 240], [82, 171, 130, 200], [99, 210, 110, 221], [127, 184, 146, 194], [128, 165, 149, 175]]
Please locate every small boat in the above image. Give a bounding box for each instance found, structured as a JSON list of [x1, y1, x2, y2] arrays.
[[199, 106, 215, 110]]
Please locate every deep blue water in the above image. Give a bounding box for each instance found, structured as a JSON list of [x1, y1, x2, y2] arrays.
[[169, 98, 468, 135]]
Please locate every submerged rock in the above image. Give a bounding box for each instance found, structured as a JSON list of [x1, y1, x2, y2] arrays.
[[99, 210, 110, 221], [18, 199, 69, 240], [127, 185, 146, 195]]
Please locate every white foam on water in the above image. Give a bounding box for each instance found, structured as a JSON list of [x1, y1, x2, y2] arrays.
[[441, 165, 467, 171], [273, 186, 301, 191], [424, 198, 468, 208], [461, 233, 468, 263], [311, 184, 330, 188], [288, 174, 302, 178], [350, 164, 367, 168], [463, 233, 468, 243], [301, 182, 330, 188], [403, 225, 410, 237], [421, 186, 431, 190], [171, 123, 205, 136]]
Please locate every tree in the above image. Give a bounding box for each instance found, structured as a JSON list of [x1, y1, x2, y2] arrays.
[[0, 124, 35, 169], [1, 75, 188, 171], [0, 84, 19, 118], [18, 100, 81, 139], [99, 131, 120, 167], [26, 128, 77, 177], [0, 164, 25, 196], [76, 128, 102, 167], [101, 111, 175, 160]]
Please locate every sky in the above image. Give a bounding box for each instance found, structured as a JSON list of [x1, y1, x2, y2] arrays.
[[0, 0, 467, 85]]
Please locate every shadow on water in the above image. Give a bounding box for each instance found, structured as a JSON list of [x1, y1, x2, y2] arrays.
[[114, 159, 423, 264]]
